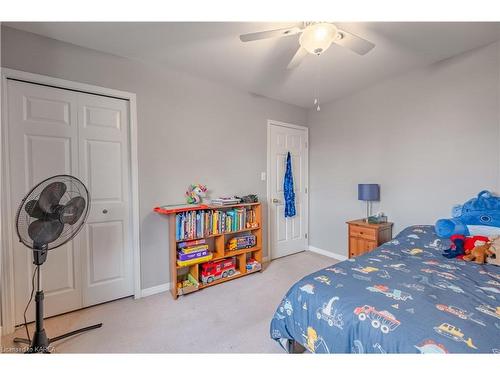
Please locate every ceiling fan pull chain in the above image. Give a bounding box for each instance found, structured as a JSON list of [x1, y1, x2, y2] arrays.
[[314, 56, 321, 111]]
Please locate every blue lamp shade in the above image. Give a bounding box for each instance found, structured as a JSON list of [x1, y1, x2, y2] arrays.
[[358, 184, 380, 201]]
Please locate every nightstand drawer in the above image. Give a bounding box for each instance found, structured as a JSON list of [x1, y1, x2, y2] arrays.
[[349, 225, 376, 240]]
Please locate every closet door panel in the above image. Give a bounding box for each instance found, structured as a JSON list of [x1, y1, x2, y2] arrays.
[[7, 80, 82, 324], [77, 93, 134, 306]]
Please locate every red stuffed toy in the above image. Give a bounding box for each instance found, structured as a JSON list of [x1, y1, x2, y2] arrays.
[[460, 235, 490, 259]]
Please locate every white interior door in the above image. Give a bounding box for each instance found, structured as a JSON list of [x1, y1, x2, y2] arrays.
[[78, 93, 134, 306], [6, 80, 134, 325], [269, 122, 308, 259]]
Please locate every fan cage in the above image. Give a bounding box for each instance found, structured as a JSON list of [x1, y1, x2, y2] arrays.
[[15, 174, 90, 251]]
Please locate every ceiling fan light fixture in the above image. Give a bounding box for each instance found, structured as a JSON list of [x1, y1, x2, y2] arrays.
[[299, 23, 337, 55]]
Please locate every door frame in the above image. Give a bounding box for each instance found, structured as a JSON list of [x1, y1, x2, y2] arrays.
[[0, 68, 142, 335], [266, 119, 309, 261]]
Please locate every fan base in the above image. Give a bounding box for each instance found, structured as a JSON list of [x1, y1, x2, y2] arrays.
[[14, 323, 103, 354], [13, 272, 102, 353]]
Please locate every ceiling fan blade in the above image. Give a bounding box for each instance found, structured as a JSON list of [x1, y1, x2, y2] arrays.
[[334, 29, 375, 55], [28, 219, 64, 244], [38, 181, 67, 213], [287, 47, 309, 69], [240, 26, 302, 42], [25, 199, 45, 219], [61, 196, 86, 225]]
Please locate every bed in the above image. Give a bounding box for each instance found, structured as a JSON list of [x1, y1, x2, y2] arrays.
[[270, 225, 500, 353]]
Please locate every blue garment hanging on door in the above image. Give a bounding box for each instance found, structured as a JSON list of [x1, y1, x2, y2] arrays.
[[284, 151, 296, 217]]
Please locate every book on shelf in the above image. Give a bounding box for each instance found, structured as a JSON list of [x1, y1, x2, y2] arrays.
[[175, 206, 257, 241], [177, 249, 209, 261], [180, 244, 209, 254], [210, 196, 241, 205], [177, 253, 213, 267], [177, 238, 206, 249]]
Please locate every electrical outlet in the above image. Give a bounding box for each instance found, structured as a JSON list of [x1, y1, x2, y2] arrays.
[[260, 172, 266, 181]]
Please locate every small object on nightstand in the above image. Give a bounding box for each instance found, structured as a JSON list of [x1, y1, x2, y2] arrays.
[[368, 212, 387, 224], [347, 219, 393, 258]]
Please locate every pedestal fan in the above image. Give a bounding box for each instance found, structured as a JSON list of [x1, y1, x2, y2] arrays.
[[13, 174, 102, 353]]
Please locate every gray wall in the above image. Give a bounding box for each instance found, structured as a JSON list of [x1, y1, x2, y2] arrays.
[[307, 42, 500, 258], [1, 26, 307, 289]]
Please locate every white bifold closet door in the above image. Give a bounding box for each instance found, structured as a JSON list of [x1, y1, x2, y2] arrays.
[[7, 80, 134, 325]]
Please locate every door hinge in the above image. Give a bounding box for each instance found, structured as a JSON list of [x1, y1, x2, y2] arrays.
[[305, 233, 308, 239], [305, 187, 308, 194]]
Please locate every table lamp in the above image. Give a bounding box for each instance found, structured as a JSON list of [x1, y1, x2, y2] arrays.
[[358, 184, 380, 222]]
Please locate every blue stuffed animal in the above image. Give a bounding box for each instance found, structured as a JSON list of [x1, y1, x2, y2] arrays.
[[435, 190, 500, 238]]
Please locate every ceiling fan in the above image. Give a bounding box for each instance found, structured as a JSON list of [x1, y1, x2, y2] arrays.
[[240, 22, 375, 69]]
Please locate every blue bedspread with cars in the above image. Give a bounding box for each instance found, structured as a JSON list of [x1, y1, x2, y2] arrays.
[[270, 225, 500, 353]]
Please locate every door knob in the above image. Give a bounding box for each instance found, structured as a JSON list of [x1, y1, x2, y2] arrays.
[[102, 209, 108, 214], [272, 198, 280, 204]]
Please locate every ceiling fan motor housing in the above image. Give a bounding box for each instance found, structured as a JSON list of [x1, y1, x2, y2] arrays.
[[299, 22, 338, 56]]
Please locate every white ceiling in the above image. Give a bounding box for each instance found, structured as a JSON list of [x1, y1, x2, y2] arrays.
[[6, 22, 500, 108]]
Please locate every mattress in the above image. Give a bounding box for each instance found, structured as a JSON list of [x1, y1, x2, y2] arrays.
[[270, 225, 500, 353]]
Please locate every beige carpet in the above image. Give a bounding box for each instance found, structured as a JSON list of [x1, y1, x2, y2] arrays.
[[1, 251, 336, 353]]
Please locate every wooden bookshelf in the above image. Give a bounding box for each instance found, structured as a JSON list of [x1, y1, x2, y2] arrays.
[[160, 202, 263, 299]]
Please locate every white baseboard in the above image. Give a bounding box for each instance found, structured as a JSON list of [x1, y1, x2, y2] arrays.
[[308, 246, 348, 262], [140, 282, 171, 298], [263, 256, 270, 263]]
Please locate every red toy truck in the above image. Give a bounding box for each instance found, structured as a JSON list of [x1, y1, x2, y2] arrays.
[[201, 257, 236, 284]]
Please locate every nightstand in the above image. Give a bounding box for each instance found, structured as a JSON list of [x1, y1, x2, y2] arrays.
[[347, 219, 393, 258]]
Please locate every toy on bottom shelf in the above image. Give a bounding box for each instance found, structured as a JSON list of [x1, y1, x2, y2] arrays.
[[246, 258, 261, 272], [227, 234, 256, 251], [177, 273, 199, 295], [201, 257, 237, 284]]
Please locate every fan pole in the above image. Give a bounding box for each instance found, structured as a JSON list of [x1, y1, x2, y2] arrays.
[[31, 266, 50, 352], [30, 247, 50, 353]]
